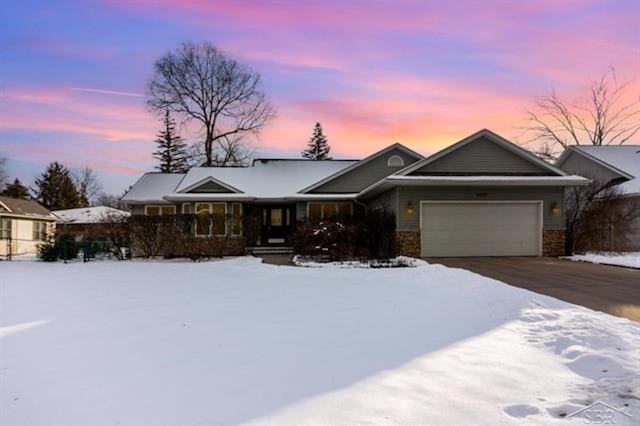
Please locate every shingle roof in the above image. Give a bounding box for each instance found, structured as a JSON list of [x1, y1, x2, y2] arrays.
[[0, 196, 55, 219]]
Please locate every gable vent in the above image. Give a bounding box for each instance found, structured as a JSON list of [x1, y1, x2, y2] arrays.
[[387, 155, 405, 167]]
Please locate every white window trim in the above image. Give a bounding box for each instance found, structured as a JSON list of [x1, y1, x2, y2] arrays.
[[181, 203, 192, 214], [195, 202, 227, 237], [307, 202, 353, 220], [145, 205, 176, 216]]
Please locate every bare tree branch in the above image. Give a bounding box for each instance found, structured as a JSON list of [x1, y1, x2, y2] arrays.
[[525, 68, 640, 159], [147, 42, 276, 166]]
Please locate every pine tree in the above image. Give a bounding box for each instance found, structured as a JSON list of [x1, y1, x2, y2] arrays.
[[1, 178, 30, 199], [34, 162, 81, 210], [302, 122, 332, 160], [153, 110, 188, 173]]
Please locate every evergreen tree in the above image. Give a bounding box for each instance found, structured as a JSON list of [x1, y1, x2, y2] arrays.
[[153, 110, 188, 173], [34, 162, 81, 210], [1, 178, 30, 199], [302, 122, 332, 160]]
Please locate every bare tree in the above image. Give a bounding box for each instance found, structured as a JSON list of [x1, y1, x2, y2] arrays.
[[526, 69, 640, 160], [73, 166, 102, 206], [147, 41, 276, 167], [564, 180, 639, 254], [0, 157, 8, 189], [95, 192, 128, 210]]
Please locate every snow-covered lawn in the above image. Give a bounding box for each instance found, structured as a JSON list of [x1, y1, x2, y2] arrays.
[[566, 252, 640, 269], [1, 258, 638, 425]]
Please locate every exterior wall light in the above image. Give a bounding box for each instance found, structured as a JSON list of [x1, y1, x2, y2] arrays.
[[406, 201, 414, 216], [550, 202, 561, 216]]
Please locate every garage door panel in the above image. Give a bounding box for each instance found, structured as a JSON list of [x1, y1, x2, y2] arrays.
[[420, 202, 541, 257]]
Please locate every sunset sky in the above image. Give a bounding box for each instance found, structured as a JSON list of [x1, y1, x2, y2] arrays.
[[1, 0, 638, 194]]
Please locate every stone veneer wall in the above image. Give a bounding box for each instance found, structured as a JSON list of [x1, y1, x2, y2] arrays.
[[396, 230, 566, 258], [396, 231, 421, 258], [543, 229, 565, 257]]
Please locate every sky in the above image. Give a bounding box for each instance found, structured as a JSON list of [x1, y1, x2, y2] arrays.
[[0, 0, 638, 194]]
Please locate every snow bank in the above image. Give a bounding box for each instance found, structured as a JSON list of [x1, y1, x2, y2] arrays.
[[565, 252, 640, 269], [1, 258, 638, 425], [292, 255, 428, 268]]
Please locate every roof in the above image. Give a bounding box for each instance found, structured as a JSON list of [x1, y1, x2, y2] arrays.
[[358, 174, 590, 198], [173, 160, 358, 199], [53, 206, 130, 224], [397, 129, 568, 177], [298, 143, 424, 193], [560, 145, 640, 194], [0, 195, 55, 220], [121, 173, 186, 204]]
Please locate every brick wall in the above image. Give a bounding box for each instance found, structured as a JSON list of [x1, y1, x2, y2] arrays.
[[543, 230, 565, 257], [396, 231, 421, 257]]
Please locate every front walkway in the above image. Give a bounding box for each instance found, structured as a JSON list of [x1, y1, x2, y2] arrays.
[[428, 257, 640, 322]]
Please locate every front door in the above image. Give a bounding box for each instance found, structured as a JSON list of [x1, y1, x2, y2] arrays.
[[262, 206, 292, 244]]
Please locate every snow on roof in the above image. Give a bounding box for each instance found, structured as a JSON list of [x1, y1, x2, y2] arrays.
[[574, 145, 640, 194], [174, 160, 358, 198], [121, 173, 185, 203], [53, 206, 130, 224]]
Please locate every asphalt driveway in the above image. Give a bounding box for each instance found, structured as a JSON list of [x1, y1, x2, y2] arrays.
[[428, 257, 640, 322]]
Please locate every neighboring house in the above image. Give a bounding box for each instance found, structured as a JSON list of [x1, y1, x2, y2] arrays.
[[54, 206, 130, 240], [0, 195, 56, 257], [557, 145, 640, 250], [122, 129, 589, 257]]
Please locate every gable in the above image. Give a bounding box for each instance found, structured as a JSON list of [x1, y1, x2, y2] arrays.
[[310, 146, 421, 193], [558, 150, 631, 185], [409, 136, 555, 176], [186, 179, 235, 193]]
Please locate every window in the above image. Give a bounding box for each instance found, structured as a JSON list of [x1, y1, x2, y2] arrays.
[[195, 203, 227, 236], [32, 221, 47, 241], [387, 155, 405, 167], [0, 218, 11, 239], [145, 205, 175, 216], [182, 203, 192, 214], [307, 202, 353, 222], [231, 203, 242, 236]]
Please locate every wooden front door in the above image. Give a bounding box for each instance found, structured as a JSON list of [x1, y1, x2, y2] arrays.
[[262, 206, 292, 244]]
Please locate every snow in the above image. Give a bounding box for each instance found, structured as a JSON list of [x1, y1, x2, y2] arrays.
[[120, 173, 185, 203], [565, 252, 640, 269], [293, 255, 429, 268], [575, 145, 640, 194], [385, 174, 589, 184], [1, 258, 639, 425], [174, 160, 357, 198], [53, 206, 130, 224]]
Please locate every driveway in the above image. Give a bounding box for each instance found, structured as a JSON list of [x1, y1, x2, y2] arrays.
[[428, 257, 640, 322]]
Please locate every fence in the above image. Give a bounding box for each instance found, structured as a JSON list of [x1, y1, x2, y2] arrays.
[[1, 237, 130, 262]]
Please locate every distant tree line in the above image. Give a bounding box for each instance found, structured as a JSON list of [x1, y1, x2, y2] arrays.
[[0, 157, 125, 211]]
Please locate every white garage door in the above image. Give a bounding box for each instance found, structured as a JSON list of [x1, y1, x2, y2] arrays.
[[420, 201, 542, 257]]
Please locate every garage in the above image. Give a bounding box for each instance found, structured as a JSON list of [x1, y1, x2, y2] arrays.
[[420, 201, 542, 257]]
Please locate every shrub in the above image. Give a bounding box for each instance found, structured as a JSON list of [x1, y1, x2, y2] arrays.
[[291, 220, 365, 261], [38, 234, 80, 262]]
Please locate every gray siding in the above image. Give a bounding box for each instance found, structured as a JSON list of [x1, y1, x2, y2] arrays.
[[412, 137, 552, 175], [396, 186, 564, 231], [559, 151, 623, 184], [312, 148, 419, 193], [188, 180, 233, 193], [365, 188, 398, 227]]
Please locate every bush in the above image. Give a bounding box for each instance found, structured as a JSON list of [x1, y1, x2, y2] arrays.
[[38, 234, 80, 262], [291, 221, 364, 261]]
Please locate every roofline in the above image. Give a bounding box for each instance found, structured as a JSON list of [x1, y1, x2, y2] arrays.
[[396, 129, 568, 177], [556, 146, 636, 180], [0, 200, 9, 213], [298, 143, 425, 194], [163, 194, 358, 202], [357, 174, 590, 198], [0, 212, 57, 221], [251, 158, 359, 165]]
